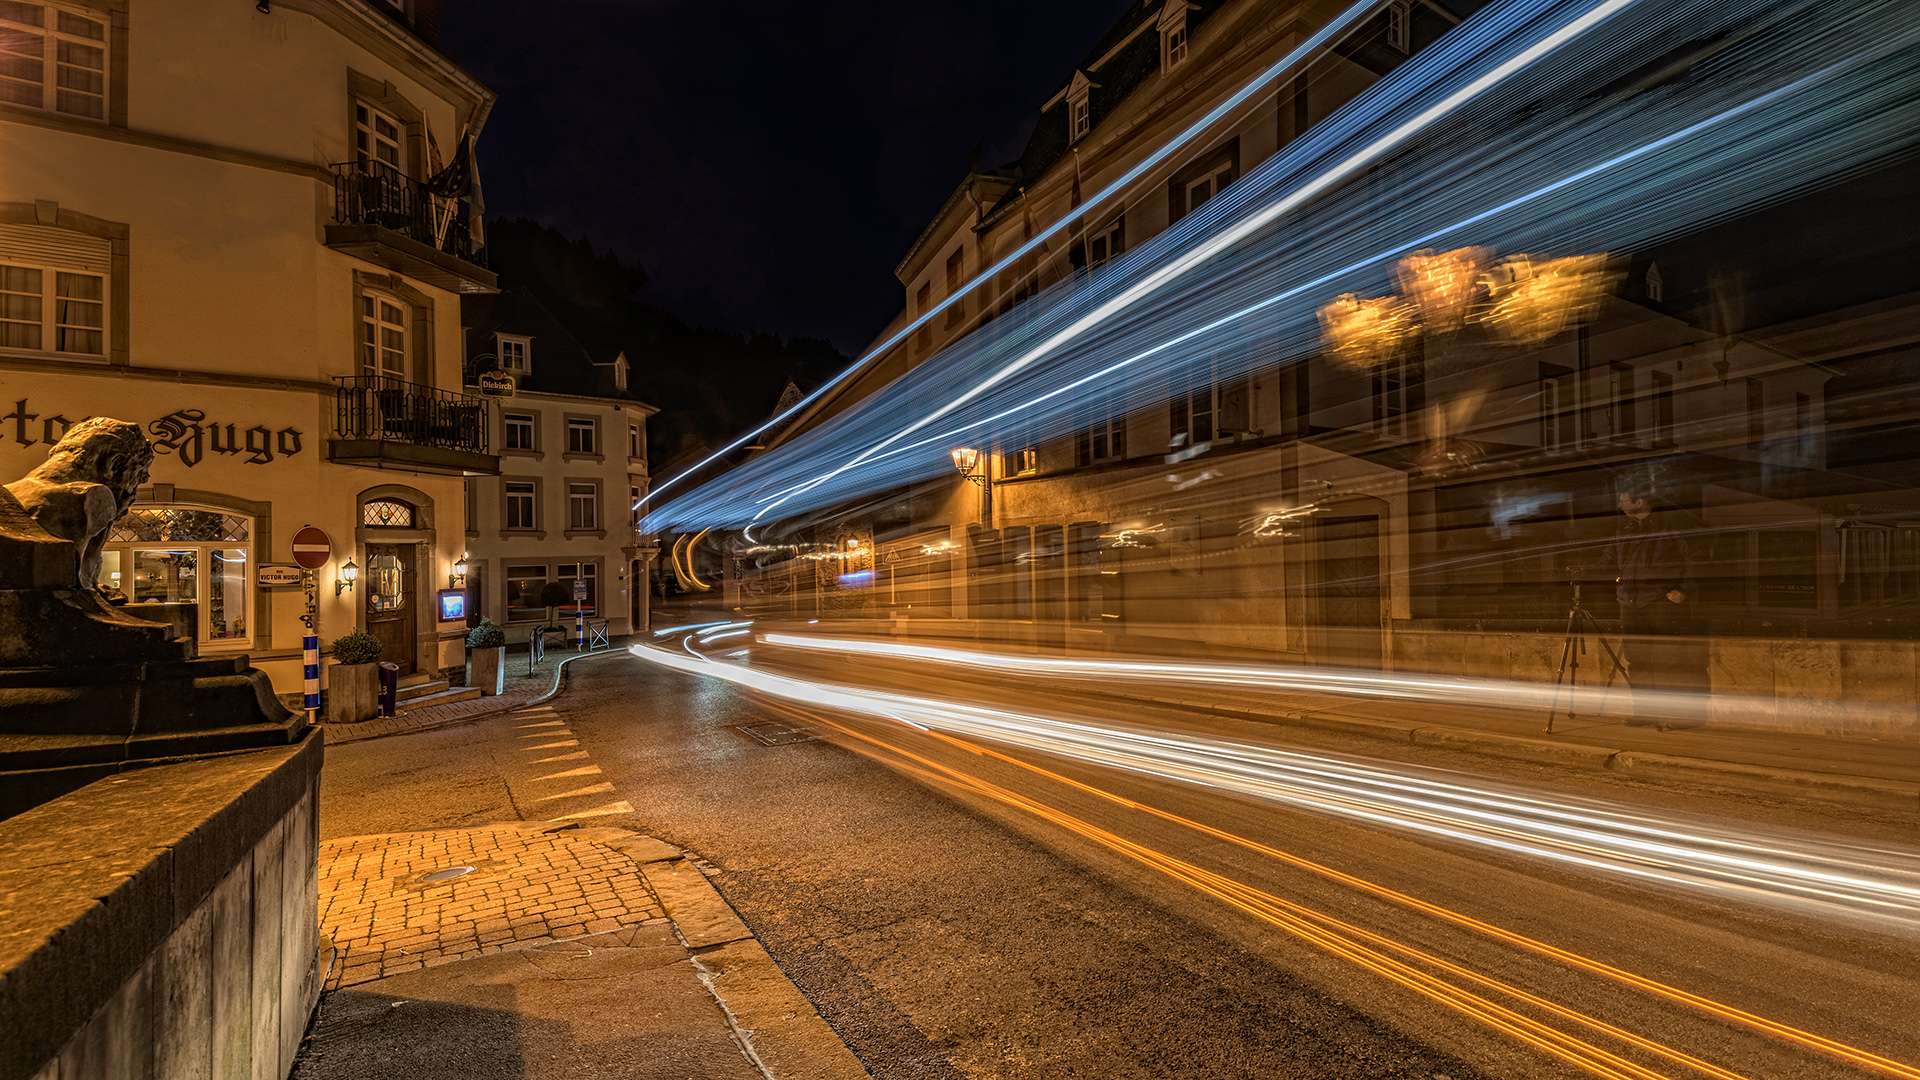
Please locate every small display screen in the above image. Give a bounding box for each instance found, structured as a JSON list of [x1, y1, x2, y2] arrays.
[[437, 589, 467, 621]]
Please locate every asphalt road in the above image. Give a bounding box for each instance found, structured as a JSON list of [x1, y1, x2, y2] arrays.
[[321, 646, 1920, 1079]]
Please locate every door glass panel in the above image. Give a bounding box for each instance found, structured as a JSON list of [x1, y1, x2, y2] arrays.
[[208, 548, 247, 640], [368, 552, 405, 611], [132, 549, 197, 604]]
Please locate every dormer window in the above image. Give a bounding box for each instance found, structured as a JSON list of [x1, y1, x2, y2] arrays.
[[1644, 262, 1664, 302], [1066, 70, 1097, 143], [1387, 0, 1411, 53], [1159, 1, 1193, 71], [613, 354, 629, 391], [497, 333, 531, 374]]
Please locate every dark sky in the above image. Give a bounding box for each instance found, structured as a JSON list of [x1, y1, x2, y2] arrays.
[[440, 0, 1132, 356]]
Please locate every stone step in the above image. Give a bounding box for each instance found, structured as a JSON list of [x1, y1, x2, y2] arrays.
[[396, 679, 450, 701], [397, 686, 483, 712]]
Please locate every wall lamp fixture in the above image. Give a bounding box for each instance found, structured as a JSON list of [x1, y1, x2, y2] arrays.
[[336, 558, 358, 596], [950, 447, 986, 487], [450, 552, 469, 589]]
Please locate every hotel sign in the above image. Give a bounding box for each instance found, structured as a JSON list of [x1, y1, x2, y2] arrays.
[[2, 399, 304, 468]]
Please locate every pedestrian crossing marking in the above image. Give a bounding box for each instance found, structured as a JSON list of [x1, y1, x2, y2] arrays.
[[531, 766, 602, 782], [537, 782, 615, 801], [523, 740, 578, 750], [531, 751, 590, 763], [549, 801, 634, 822], [517, 720, 565, 728]]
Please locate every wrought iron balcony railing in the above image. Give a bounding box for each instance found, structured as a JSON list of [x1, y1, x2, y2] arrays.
[[329, 160, 487, 268], [334, 375, 491, 455]]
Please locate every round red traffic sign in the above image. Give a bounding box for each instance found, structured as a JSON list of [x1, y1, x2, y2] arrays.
[[291, 526, 332, 570]]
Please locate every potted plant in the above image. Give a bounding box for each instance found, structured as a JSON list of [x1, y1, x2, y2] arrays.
[[466, 617, 507, 696], [327, 630, 383, 724]]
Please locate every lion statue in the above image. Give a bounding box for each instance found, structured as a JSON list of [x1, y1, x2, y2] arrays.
[[4, 417, 154, 590]]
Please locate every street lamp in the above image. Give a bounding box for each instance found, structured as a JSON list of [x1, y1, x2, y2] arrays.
[[450, 552, 469, 588], [950, 446, 991, 525], [336, 558, 358, 596]]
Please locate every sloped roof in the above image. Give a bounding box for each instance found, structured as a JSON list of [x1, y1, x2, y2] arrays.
[[462, 288, 655, 408]]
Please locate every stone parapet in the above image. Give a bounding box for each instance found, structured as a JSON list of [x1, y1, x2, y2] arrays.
[[0, 731, 324, 1080]]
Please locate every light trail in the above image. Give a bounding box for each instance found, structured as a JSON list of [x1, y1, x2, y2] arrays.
[[629, 0, 1392, 516], [762, 697, 1920, 1079], [629, 641, 1920, 929], [647, 0, 1920, 532]]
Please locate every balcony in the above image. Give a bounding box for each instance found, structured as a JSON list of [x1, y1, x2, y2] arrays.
[[325, 161, 499, 294], [329, 376, 500, 476]]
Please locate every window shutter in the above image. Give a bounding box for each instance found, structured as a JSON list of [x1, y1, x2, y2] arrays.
[[0, 224, 110, 273]]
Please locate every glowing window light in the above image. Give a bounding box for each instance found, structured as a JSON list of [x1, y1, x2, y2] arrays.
[[1394, 246, 1491, 332], [1318, 292, 1416, 370]]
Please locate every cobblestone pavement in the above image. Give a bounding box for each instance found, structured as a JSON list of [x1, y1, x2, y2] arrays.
[[317, 823, 668, 990]]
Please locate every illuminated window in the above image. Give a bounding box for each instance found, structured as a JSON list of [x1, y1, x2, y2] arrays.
[[361, 499, 415, 528], [360, 293, 407, 377], [568, 482, 598, 531], [497, 333, 530, 373], [566, 416, 597, 454], [0, 2, 107, 120], [504, 411, 535, 451], [354, 100, 403, 172], [366, 552, 404, 611], [99, 507, 252, 648]]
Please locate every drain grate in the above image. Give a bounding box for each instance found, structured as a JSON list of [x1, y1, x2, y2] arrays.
[[732, 721, 819, 746]]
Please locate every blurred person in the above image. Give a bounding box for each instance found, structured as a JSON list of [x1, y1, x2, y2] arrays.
[[1596, 480, 1705, 726]]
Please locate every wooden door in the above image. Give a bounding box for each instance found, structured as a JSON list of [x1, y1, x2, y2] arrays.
[[1312, 515, 1382, 669], [365, 542, 416, 676]]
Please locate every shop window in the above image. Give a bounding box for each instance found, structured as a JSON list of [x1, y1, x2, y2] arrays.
[[505, 563, 548, 622], [556, 561, 597, 618], [99, 506, 251, 647], [361, 499, 414, 527]]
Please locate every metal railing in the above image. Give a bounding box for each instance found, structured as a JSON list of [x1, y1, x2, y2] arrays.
[[329, 159, 487, 267], [333, 375, 491, 454]]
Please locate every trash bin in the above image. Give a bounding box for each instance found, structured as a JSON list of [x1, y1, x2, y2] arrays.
[[379, 661, 400, 717]]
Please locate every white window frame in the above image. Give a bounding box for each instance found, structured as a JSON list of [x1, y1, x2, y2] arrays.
[[0, 2, 108, 121], [1070, 94, 1090, 141], [1087, 218, 1123, 271], [0, 258, 104, 358], [1184, 159, 1234, 216], [628, 422, 641, 460], [566, 416, 598, 455], [99, 506, 254, 650], [1159, 3, 1190, 70], [496, 332, 531, 374], [360, 291, 408, 378], [503, 411, 536, 452], [354, 98, 403, 172], [1078, 388, 1127, 466], [505, 480, 538, 531], [1386, 0, 1411, 54], [567, 481, 598, 532], [555, 560, 599, 620]]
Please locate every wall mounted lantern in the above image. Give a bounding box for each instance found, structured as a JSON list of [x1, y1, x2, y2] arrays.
[[337, 558, 358, 596], [450, 553, 469, 589]]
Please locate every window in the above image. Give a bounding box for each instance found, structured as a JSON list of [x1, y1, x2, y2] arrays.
[[504, 411, 535, 451], [0, 260, 101, 356], [628, 422, 641, 460], [1610, 363, 1635, 441], [361, 499, 414, 527], [1644, 261, 1664, 302], [99, 507, 252, 648], [566, 416, 598, 455], [1077, 388, 1127, 466], [1386, 0, 1410, 53], [1071, 95, 1090, 141], [1540, 365, 1574, 453], [944, 248, 964, 329], [366, 551, 404, 612], [1159, 2, 1190, 70], [354, 99, 403, 172], [630, 482, 643, 535], [1087, 218, 1124, 272], [1003, 412, 1038, 476], [1652, 371, 1674, 445], [915, 282, 932, 353], [360, 293, 407, 377], [505, 480, 536, 530], [1184, 160, 1234, 216], [497, 334, 529, 373], [1170, 353, 1248, 447], [505, 564, 548, 622], [1372, 354, 1410, 437], [0, 2, 107, 120], [556, 561, 597, 618], [568, 482, 598, 531]]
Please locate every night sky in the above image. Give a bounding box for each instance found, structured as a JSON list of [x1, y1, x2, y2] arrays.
[[441, 0, 1132, 356]]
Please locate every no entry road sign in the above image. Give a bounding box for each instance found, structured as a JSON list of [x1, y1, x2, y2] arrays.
[[291, 526, 332, 570]]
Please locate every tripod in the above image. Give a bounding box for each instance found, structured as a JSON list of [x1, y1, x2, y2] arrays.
[[1545, 580, 1630, 734]]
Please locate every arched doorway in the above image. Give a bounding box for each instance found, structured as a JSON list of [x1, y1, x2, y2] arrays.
[[361, 496, 420, 675]]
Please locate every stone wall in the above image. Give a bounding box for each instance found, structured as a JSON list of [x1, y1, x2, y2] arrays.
[[0, 733, 323, 1080]]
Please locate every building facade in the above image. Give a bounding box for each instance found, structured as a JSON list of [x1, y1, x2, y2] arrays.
[[722, 0, 1920, 731], [462, 289, 657, 642], [1, 0, 499, 697]]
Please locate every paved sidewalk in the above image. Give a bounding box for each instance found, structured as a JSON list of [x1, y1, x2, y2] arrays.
[[320, 641, 631, 745], [297, 822, 869, 1080]]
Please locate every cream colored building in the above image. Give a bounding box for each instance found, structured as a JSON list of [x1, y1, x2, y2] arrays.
[[0, 0, 499, 698], [461, 288, 658, 642]]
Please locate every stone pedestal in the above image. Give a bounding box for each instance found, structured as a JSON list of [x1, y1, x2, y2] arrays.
[[467, 646, 506, 696]]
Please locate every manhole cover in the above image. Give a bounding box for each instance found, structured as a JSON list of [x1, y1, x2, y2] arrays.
[[414, 865, 478, 884], [732, 722, 818, 746]]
